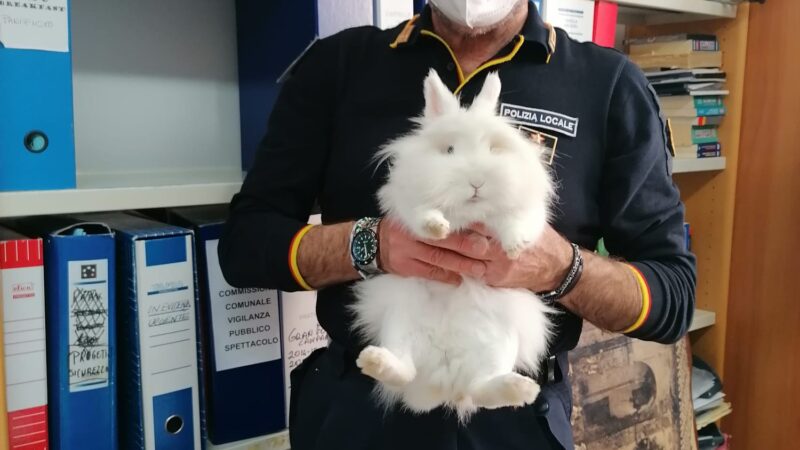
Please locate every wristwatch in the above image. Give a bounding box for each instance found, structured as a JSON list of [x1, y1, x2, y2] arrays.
[[350, 217, 384, 279]]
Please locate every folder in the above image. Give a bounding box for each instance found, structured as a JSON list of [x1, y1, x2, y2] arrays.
[[11, 217, 118, 450], [157, 206, 285, 444], [236, 0, 374, 170], [0, 284, 6, 450], [592, 1, 618, 48], [0, 1, 76, 191], [0, 227, 49, 450], [74, 212, 201, 450], [279, 214, 328, 427]]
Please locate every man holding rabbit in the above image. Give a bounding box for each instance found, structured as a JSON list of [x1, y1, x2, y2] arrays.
[[219, 1, 695, 449]]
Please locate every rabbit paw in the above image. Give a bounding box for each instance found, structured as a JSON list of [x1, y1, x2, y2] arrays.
[[356, 346, 414, 387], [418, 211, 450, 240]]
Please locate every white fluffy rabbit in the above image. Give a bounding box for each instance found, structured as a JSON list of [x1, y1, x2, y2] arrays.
[[350, 69, 556, 421]]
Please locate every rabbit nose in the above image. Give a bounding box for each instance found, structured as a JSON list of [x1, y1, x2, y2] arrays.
[[470, 180, 485, 189]]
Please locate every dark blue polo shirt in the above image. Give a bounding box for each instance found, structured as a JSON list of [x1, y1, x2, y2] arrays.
[[219, 3, 696, 449]]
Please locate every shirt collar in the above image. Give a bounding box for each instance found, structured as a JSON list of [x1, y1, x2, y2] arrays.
[[390, 1, 552, 56]]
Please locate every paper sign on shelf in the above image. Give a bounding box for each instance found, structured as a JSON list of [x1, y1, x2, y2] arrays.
[[0, 0, 70, 52], [206, 239, 281, 372]]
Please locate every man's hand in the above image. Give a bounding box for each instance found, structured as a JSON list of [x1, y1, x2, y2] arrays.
[[378, 219, 573, 291], [467, 224, 573, 291], [378, 218, 489, 285], [376, 218, 645, 333]]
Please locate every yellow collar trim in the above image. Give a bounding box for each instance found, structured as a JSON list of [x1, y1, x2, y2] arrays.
[[389, 15, 421, 49], [454, 34, 525, 95], [420, 29, 466, 84]]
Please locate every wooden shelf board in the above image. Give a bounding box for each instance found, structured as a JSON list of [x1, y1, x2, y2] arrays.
[[689, 308, 716, 332], [207, 430, 289, 450], [614, 0, 737, 24], [673, 157, 726, 174], [0, 181, 243, 218]]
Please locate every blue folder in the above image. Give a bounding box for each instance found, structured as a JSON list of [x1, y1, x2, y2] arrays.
[[157, 206, 285, 444], [73, 212, 203, 450], [236, 0, 375, 171], [0, 2, 76, 191], [10, 217, 118, 450]]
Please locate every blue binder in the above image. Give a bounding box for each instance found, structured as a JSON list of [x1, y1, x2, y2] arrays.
[[158, 206, 285, 444], [236, 0, 374, 170], [0, 1, 77, 191], [10, 217, 118, 450], [73, 212, 202, 450]]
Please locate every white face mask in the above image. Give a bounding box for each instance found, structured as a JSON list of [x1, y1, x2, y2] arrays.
[[429, 0, 520, 29]]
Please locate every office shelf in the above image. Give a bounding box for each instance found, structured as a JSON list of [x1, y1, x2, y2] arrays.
[[689, 308, 716, 332], [673, 157, 726, 174], [614, 0, 737, 24], [207, 430, 289, 450], [0, 171, 243, 218]]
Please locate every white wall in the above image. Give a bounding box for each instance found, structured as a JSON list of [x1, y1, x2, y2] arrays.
[[70, 0, 242, 187]]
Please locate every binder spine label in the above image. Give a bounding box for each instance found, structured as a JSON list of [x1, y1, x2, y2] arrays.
[[68, 259, 110, 392], [0, 0, 69, 52], [205, 239, 280, 372]]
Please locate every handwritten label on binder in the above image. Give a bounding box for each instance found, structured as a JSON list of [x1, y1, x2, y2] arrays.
[[206, 239, 281, 372], [280, 289, 328, 425], [0, 0, 69, 52], [68, 259, 110, 392]]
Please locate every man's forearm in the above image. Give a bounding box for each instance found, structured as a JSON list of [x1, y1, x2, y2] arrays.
[[558, 250, 643, 332], [296, 222, 360, 289]]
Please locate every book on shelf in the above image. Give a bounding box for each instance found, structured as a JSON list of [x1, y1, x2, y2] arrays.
[[646, 68, 727, 83], [660, 95, 726, 118], [655, 83, 727, 97], [669, 122, 719, 147], [674, 142, 722, 159], [670, 115, 724, 127], [697, 423, 727, 450], [630, 51, 723, 70], [695, 402, 732, 430], [628, 33, 720, 55], [627, 32, 721, 70]]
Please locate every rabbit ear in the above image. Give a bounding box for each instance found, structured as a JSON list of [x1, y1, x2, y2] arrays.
[[470, 72, 502, 113], [424, 69, 460, 118]]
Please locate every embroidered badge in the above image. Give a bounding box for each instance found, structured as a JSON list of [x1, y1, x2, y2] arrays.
[[519, 125, 558, 165], [500, 103, 579, 138]]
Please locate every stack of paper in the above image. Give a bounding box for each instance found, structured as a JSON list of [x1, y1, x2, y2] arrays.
[[692, 357, 732, 448]]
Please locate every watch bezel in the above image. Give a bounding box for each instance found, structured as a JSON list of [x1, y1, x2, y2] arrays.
[[351, 228, 378, 266]]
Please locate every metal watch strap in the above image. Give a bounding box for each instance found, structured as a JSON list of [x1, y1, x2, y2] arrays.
[[537, 243, 583, 303], [350, 217, 383, 279]]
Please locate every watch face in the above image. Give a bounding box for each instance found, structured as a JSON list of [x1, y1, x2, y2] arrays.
[[352, 229, 378, 265]]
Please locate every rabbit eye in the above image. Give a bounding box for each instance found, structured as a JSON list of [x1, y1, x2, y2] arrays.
[[446, 145, 454, 154]]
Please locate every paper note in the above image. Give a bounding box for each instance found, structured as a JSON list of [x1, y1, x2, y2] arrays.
[[68, 259, 110, 392], [206, 239, 281, 372], [544, 0, 595, 43], [0, 0, 69, 52]]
